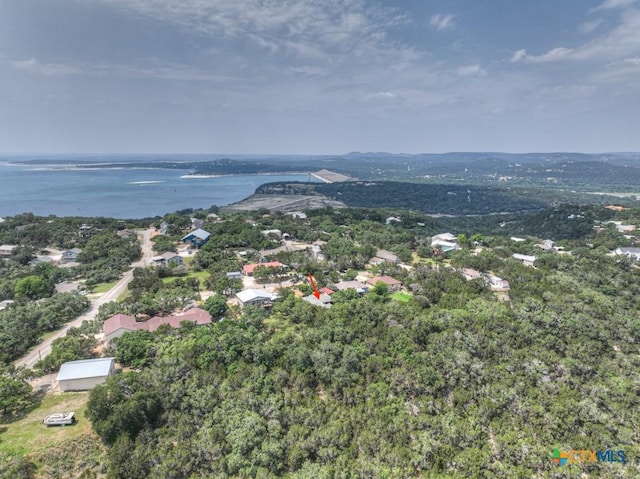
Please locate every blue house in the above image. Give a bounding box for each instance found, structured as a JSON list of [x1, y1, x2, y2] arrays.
[[182, 228, 211, 248]]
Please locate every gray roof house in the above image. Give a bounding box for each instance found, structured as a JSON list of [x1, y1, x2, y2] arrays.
[[614, 247, 640, 261], [152, 252, 184, 267], [0, 244, 18, 257], [61, 248, 82, 263], [236, 289, 279, 308], [57, 358, 116, 391], [182, 228, 211, 248]]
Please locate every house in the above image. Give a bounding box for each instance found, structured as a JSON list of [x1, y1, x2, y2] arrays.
[[287, 211, 307, 219], [334, 281, 368, 295], [152, 252, 183, 267], [261, 229, 282, 240], [308, 244, 325, 261], [57, 358, 116, 392], [190, 217, 205, 230], [226, 271, 243, 280], [460, 268, 482, 281], [61, 248, 82, 263], [431, 241, 461, 254], [0, 244, 18, 257], [366, 275, 402, 292], [431, 233, 457, 244], [512, 253, 537, 267], [510, 237, 527, 243], [372, 249, 400, 264], [385, 216, 401, 225], [236, 289, 279, 308], [117, 229, 136, 239], [614, 247, 640, 261], [78, 224, 94, 239], [321, 287, 335, 295], [431, 233, 461, 253], [29, 256, 54, 267], [0, 300, 15, 311], [103, 308, 212, 344], [103, 314, 139, 344], [617, 224, 637, 233], [260, 244, 306, 257], [182, 228, 211, 248], [302, 293, 333, 308], [536, 240, 555, 251], [243, 261, 284, 276], [486, 274, 510, 290]]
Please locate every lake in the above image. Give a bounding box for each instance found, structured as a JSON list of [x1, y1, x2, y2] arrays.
[[0, 156, 317, 218]]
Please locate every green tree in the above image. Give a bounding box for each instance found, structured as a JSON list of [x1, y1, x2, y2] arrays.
[[0, 367, 33, 417], [204, 294, 228, 319], [14, 275, 53, 301]]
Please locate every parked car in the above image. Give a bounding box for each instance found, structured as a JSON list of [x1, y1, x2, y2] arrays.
[[43, 412, 76, 426]]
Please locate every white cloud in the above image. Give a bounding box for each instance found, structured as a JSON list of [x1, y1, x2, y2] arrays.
[[590, 0, 638, 12], [510, 47, 575, 63], [456, 64, 487, 77], [429, 13, 455, 31], [98, 0, 406, 61], [594, 56, 640, 82], [10, 58, 231, 82], [512, 7, 640, 65], [11, 58, 81, 76], [580, 19, 604, 33]]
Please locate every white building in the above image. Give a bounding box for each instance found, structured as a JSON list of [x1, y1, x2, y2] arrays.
[[236, 289, 279, 308], [614, 247, 640, 261], [512, 253, 537, 267], [57, 358, 116, 391]]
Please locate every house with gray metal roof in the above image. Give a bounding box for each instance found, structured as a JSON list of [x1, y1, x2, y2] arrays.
[[182, 228, 211, 248], [57, 358, 116, 391]]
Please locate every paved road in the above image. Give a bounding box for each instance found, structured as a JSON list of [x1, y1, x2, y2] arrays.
[[14, 228, 155, 370]]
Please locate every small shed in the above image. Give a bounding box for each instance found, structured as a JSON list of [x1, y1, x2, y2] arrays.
[[57, 358, 116, 391]]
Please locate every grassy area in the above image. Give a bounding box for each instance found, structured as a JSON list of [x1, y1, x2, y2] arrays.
[[90, 280, 118, 294], [162, 270, 210, 288], [390, 292, 413, 302], [0, 392, 92, 457]]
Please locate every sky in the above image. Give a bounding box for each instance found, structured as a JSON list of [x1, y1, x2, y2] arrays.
[[1, 0, 640, 155]]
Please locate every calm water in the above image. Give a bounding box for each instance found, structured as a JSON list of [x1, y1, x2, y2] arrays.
[[0, 157, 316, 218]]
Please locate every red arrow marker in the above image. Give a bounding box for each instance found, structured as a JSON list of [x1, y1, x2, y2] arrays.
[[308, 273, 321, 299]]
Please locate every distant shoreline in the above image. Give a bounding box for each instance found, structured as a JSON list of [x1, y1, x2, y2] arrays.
[[180, 171, 313, 179]]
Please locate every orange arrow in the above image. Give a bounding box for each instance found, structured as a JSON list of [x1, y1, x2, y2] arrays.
[[308, 273, 321, 299]]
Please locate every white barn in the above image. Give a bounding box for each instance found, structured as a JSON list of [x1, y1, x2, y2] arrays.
[[57, 358, 116, 391]]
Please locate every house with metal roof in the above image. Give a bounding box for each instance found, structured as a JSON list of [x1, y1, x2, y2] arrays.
[[236, 289, 279, 308], [302, 293, 333, 308], [152, 252, 184, 267], [57, 357, 116, 391], [181, 228, 211, 248], [0, 244, 18, 257], [512, 253, 537, 267], [61, 248, 82, 263]]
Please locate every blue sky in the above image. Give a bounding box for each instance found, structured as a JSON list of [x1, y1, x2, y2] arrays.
[[1, 0, 639, 154]]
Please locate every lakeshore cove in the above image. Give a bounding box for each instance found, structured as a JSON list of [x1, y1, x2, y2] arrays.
[[0, 156, 319, 218]]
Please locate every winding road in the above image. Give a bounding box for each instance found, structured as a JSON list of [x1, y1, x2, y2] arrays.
[[14, 228, 155, 370]]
